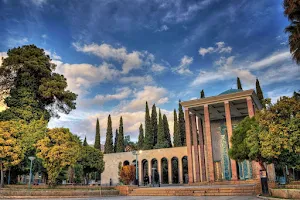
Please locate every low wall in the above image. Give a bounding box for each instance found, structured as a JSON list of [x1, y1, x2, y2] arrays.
[[5, 185, 115, 190], [115, 185, 138, 196], [0, 189, 119, 197], [270, 189, 300, 199]]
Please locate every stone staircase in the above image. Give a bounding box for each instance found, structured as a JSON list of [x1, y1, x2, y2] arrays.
[[129, 184, 257, 196]]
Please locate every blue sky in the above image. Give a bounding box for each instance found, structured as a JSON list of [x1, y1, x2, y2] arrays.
[[0, 0, 299, 144]]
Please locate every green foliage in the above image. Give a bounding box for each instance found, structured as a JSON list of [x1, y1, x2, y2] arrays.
[[36, 128, 81, 186], [0, 45, 77, 122], [143, 102, 153, 150], [104, 115, 114, 154], [94, 118, 101, 150], [229, 117, 256, 161], [0, 120, 24, 187], [256, 78, 264, 107], [116, 116, 124, 152], [229, 95, 300, 169], [178, 100, 186, 146], [284, 0, 300, 65], [237, 77, 243, 90], [155, 110, 168, 149], [114, 129, 118, 153], [200, 90, 205, 98], [137, 124, 144, 150], [151, 104, 158, 146], [173, 109, 181, 147], [163, 114, 172, 147], [80, 145, 105, 177], [83, 136, 88, 146]]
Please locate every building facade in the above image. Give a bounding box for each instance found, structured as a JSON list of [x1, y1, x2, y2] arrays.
[[181, 89, 263, 183]]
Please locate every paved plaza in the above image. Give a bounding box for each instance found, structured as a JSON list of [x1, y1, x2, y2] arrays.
[[3, 197, 260, 200]]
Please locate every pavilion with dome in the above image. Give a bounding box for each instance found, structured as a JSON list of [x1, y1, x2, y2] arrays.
[[181, 89, 264, 183]]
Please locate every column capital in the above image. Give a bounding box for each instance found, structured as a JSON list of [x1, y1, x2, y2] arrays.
[[224, 100, 229, 104]]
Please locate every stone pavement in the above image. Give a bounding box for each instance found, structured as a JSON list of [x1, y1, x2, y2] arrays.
[[2, 196, 260, 200]]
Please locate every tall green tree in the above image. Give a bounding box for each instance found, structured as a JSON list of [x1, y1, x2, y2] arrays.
[[163, 114, 172, 147], [36, 128, 81, 186], [237, 77, 243, 90], [256, 78, 264, 107], [0, 45, 77, 122], [137, 124, 144, 150], [200, 90, 205, 98], [173, 109, 181, 147], [155, 110, 168, 149], [178, 100, 186, 146], [151, 104, 158, 146], [284, 0, 300, 64], [83, 136, 88, 146], [143, 102, 153, 149], [114, 129, 119, 153], [116, 116, 124, 152], [94, 118, 101, 150], [104, 115, 113, 154]]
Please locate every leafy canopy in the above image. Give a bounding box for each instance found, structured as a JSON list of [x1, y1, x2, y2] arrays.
[[0, 45, 77, 122]]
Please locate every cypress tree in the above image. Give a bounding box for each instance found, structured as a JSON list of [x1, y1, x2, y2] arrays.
[[155, 109, 167, 148], [114, 129, 118, 153], [256, 78, 265, 107], [163, 114, 172, 147], [173, 109, 181, 147], [143, 102, 153, 149], [116, 116, 124, 152], [200, 90, 205, 98], [151, 104, 158, 146], [137, 124, 144, 150], [94, 118, 101, 150], [178, 100, 186, 146], [83, 136, 88, 146], [104, 115, 113, 154], [237, 77, 243, 90]]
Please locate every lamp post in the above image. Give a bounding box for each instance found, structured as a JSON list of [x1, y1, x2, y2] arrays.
[[28, 156, 35, 189], [132, 150, 142, 186]]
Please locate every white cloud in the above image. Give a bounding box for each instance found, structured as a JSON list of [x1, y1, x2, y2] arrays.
[[155, 25, 169, 32], [41, 34, 48, 39], [30, 0, 47, 6], [55, 61, 120, 96], [119, 75, 154, 86], [92, 87, 132, 105], [6, 37, 29, 48], [174, 55, 193, 75], [248, 51, 291, 70], [267, 87, 295, 104], [151, 63, 166, 72], [73, 43, 143, 74], [122, 86, 169, 111], [199, 41, 232, 56], [44, 50, 61, 60]]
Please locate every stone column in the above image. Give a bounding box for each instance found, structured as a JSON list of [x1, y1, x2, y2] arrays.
[[148, 161, 152, 183], [224, 101, 238, 181], [168, 159, 173, 184], [138, 160, 143, 184], [247, 97, 261, 179], [184, 109, 194, 183], [157, 159, 162, 184], [197, 116, 206, 182], [191, 114, 200, 182], [204, 104, 214, 182], [178, 157, 183, 184]]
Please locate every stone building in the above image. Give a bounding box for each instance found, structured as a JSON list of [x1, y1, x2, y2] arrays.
[[101, 89, 270, 185]]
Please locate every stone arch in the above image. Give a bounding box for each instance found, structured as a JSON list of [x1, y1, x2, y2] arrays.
[[171, 157, 179, 184], [142, 159, 149, 182], [161, 157, 169, 184], [182, 156, 188, 183], [123, 160, 130, 166], [151, 158, 159, 183]]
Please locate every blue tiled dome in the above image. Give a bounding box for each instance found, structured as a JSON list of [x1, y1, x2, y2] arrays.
[[218, 89, 243, 95]]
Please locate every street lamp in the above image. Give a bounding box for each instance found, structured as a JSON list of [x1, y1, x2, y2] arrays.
[[28, 156, 35, 189], [132, 150, 142, 186]]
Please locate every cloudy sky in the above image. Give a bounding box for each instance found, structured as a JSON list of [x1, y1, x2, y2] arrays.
[[0, 0, 299, 144]]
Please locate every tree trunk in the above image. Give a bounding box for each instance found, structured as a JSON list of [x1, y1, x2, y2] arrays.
[[0, 161, 4, 188]]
